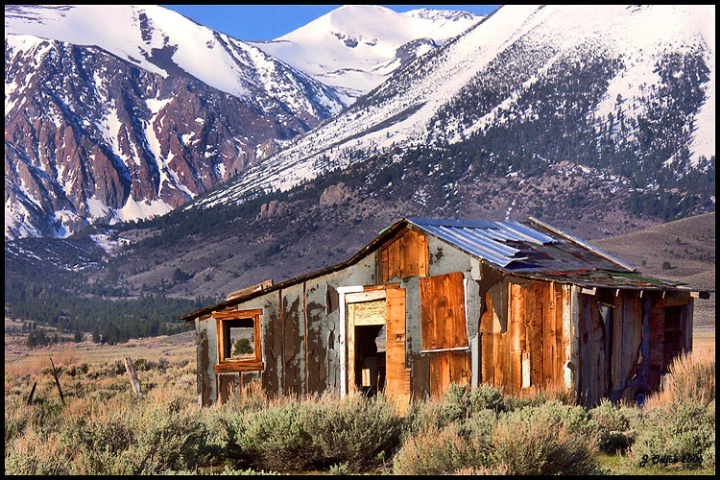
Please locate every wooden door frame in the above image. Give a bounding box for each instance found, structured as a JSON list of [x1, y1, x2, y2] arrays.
[[338, 284, 403, 398]]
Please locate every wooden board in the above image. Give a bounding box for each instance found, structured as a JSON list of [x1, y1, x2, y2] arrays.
[[381, 229, 429, 282], [385, 287, 410, 413], [429, 351, 470, 397], [420, 272, 468, 351]]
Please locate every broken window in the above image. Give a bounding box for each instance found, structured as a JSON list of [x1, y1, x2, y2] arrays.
[[214, 309, 263, 372]]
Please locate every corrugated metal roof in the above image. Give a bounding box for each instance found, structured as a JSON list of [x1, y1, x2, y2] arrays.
[[407, 217, 557, 268]]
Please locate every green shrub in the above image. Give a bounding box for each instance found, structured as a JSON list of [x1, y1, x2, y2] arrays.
[[236, 400, 319, 472], [626, 399, 715, 470], [467, 383, 506, 414], [405, 383, 504, 437], [394, 407, 497, 475], [491, 401, 600, 475], [393, 422, 489, 475], [588, 399, 637, 453], [304, 392, 403, 472]]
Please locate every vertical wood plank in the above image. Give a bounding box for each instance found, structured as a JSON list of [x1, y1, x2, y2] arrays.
[[648, 305, 665, 390], [386, 287, 410, 413], [480, 292, 495, 385], [418, 233, 429, 277], [526, 282, 544, 388]]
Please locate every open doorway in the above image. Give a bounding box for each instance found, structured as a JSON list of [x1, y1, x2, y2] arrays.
[[354, 324, 386, 397]]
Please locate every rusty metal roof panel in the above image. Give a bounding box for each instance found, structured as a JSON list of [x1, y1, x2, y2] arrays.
[[407, 217, 537, 267], [407, 217, 633, 273], [430, 225, 525, 267], [495, 221, 557, 245]]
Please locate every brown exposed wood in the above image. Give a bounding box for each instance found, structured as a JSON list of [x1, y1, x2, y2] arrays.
[[124, 357, 143, 397], [282, 293, 303, 397], [621, 296, 643, 391], [578, 294, 605, 407], [508, 283, 525, 395], [214, 361, 264, 373], [428, 351, 469, 398], [648, 304, 665, 390], [217, 373, 239, 404], [381, 229, 428, 282], [198, 329, 212, 407], [658, 293, 692, 308], [213, 308, 263, 320], [385, 287, 410, 413], [420, 272, 467, 351], [215, 309, 263, 372], [226, 280, 273, 301], [303, 282, 308, 396]]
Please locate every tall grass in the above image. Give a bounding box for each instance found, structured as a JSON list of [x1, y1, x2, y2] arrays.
[[4, 344, 716, 475]]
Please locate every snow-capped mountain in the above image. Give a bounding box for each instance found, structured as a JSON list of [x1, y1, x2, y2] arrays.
[[5, 4, 344, 239], [249, 5, 484, 103], [192, 4, 715, 212], [4, 4, 482, 240]]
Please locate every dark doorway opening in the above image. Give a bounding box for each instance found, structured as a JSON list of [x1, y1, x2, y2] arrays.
[[354, 325, 386, 397]]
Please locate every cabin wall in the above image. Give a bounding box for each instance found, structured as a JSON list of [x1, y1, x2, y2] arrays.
[[479, 276, 572, 398], [195, 254, 377, 405], [381, 232, 479, 401], [575, 288, 694, 407]]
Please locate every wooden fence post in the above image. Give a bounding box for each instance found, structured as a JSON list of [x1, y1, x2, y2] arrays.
[[49, 357, 65, 405], [26, 381, 37, 406], [124, 357, 143, 397]]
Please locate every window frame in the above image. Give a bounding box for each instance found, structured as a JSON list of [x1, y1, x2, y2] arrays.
[[214, 309, 263, 373]]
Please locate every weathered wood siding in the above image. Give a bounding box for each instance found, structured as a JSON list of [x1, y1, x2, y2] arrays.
[[479, 278, 570, 398], [380, 229, 428, 282], [385, 287, 410, 412], [419, 272, 470, 397], [647, 292, 693, 391]]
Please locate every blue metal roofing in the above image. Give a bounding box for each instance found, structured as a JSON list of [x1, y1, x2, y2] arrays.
[[406, 217, 557, 268]]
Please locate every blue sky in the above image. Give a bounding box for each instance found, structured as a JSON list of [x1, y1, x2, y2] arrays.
[[161, 5, 501, 42]]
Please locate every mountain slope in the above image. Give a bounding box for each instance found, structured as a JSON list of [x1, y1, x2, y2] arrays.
[[4, 5, 344, 239], [249, 5, 483, 103], [193, 4, 714, 212]]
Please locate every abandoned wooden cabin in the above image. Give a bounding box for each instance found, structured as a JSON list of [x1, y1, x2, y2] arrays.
[[178, 217, 708, 410]]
